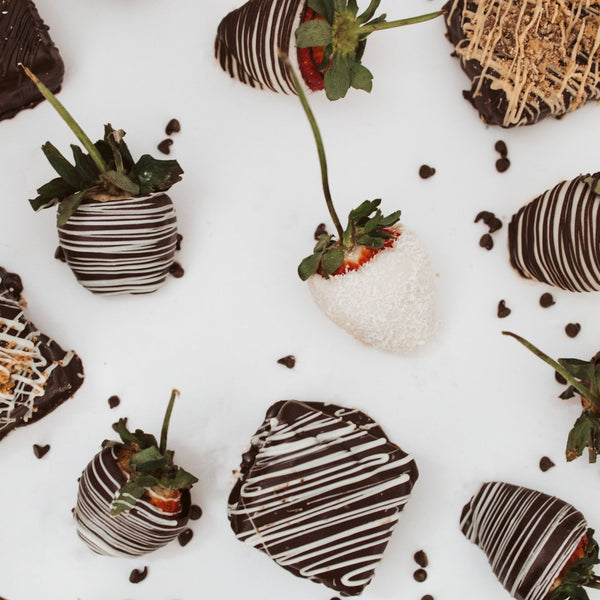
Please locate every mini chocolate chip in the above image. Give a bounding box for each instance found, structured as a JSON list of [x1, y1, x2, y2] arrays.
[[497, 300, 511, 318], [496, 157, 511, 173], [169, 262, 184, 278], [494, 140, 508, 157], [474, 210, 494, 224], [190, 504, 203, 520], [414, 550, 429, 568], [539, 456, 555, 472], [129, 567, 148, 584], [419, 165, 436, 179], [165, 118, 181, 136], [277, 355, 296, 369], [178, 528, 194, 547], [314, 223, 328, 240], [565, 323, 581, 338], [421, 596, 434, 600], [540, 293, 555, 308], [2, 272, 23, 299], [488, 217, 502, 233], [108, 395, 120, 409], [33, 444, 50, 459], [54, 246, 66, 262], [480, 234, 493, 250], [157, 139, 173, 155], [413, 569, 427, 582], [555, 371, 568, 385], [176, 233, 183, 251]]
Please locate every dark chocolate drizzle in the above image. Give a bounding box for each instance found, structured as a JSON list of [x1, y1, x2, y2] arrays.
[[0, 0, 64, 121], [0, 266, 84, 442], [228, 400, 419, 596], [508, 173, 600, 292], [461, 482, 588, 600]]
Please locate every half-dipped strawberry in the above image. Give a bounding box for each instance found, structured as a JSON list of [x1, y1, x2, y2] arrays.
[[22, 67, 183, 295], [287, 61, 437, 352], [74, 390, 198, 557], [503, 332, 600, 463], [215, 0, 443, 100]]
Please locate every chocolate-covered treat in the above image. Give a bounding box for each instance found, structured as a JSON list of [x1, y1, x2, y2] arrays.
[[228, 400, 419, 596], [461, 482, 600, 600], [0, 0, 64, 121], [508, 173, 600, 292], [74, 391, 198, 557], [444, 1, 600, 127], [0, 266, 83, 442]]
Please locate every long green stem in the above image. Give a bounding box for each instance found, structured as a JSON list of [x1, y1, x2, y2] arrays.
[[361, 10, 444, 34], [282, 55, 345, 241], [20, 64, 108, 173], [160, 389, 179, 454], [502, 331, 599, 408]]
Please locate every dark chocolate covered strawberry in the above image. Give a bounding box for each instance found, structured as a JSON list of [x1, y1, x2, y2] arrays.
[[74, 390, 198, 557], [287, 62, 437, 351], [462, 482, 600, 600], [215, 0, 442, 100], [22, 66, 183, 295], [503, 332, 600, 464]]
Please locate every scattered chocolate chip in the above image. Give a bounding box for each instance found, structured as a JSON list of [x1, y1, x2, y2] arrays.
[[178, 528, 194, 547], [565, 323, 581, 338], [277, 355, 296, 369], [414, 550, 429, 568], [539, 293, 555, 308], [496, 157, 511, 173], [190, 504, 203, 520], [176, 233, 183, 251], [165, 118, 181, 136], [475, 211, 502, 233], [421, 596, 434, 600], [314, 223, 328, 240], [539, 456, 555, 472], [413, 569, 428, 582], [479, 234, 494, 250], [107, 395, 120, 409], [33, 444, 50, 459], [169, 262, 184, 278], [494, 140, 508, 157], [129, 567, 148, 584], [555, 371, 568, 385], [497, 300, 511, 318], [54, 246, 66, 262], [157, 139, 173, 155], [419, 165, 436, 179], [2, 272, 23, 299], [475, 210, 494, 223]]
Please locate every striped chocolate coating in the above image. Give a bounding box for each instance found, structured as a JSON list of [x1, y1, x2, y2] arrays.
[[57, 193, 179, 295], [228, 400, 419, 596], [461, 482, 588, 600], [0, 266, 83, 441], [74, 445, 191, 557], [508, 173, 600, 292], [215, 0, 305, 93]]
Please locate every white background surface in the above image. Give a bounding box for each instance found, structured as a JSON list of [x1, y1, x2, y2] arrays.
[[1, 1, 600, 599]]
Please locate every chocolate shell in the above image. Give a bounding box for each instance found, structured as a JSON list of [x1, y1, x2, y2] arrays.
[[57, 193, 179, 295], [444, 0, 600, 127], [0, 0, 64, 121], [75, 445, 191, 557], [508, 173, 600, 292], [228, 400, 419, 596], [461, 482, 588, 600], [0, 266, 83, 441]]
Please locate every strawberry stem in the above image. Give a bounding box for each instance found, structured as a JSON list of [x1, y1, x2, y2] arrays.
[[19, 64, 108, 174], [502, 331, 599, 408], [360, 10, 444, 34], [160, 389, 180, 455], [282, 54, 344, 242]]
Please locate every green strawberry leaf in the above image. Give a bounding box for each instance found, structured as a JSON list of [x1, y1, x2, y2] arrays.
[[298, 252, 323, 281], [71, 145, 100, 187], [357, 0, 381, 23], [349, 62, 373, 92], [110, 474, 159, 516], [560, 385, 576, 400], [57, 190, 87, 226], [30, 178, 76, 211], [130, 445, 169, 472], [131, 155, 183, 195], [42, 142, 82, 189], [321, 246, 344, 276], [566, 410, 600, 463], [100, 169, 140, 196], [160, 467, 199, 490], [308, 0, 334, 23], [324, 54, 351, 101], [296, 20, 332, 48]]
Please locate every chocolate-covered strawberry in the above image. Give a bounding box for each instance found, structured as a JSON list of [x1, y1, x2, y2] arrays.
[[22, 67, 183, 295], [461, 482, 600, 600], [287, 61, 437, 352], [74, 390, 198, 557], [503, 332, 600, 464], [215, 0, 442, 100]]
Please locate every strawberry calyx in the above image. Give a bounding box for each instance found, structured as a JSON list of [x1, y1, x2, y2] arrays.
[[106, 390, 198, 517], [294, 0, 443, 100], [502, 332, 600, 463], [546, 529, 600, 600]]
